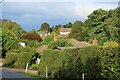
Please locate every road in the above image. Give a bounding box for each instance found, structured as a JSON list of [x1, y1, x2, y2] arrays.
[[0, 67, 40, 80]]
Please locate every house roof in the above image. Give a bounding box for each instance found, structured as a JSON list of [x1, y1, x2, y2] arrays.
[[36, 45, 48, 53], [38, 31, 48, 35], [57, 47, 77, 50], [60, 28, 71, 32], [68, 38, 91, 47]]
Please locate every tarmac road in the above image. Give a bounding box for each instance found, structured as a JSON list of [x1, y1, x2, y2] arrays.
[[0, 67, 41, 80]]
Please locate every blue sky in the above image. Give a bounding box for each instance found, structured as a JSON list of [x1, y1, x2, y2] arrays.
[[1, 0, 119, 31]]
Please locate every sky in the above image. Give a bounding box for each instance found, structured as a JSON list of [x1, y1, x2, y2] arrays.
[[0, 0, 119, 31]]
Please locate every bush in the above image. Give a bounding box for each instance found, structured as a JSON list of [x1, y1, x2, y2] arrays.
[[48, 38, 73, 49], [38, 46, 120, 79], [44, 33, 54, 43], [14, 47, 38, 68], [29, 64, 38, 70], [100, 46, 120, 79], [3, 47, 39, 69], [3, 52, 18, 67], [38, 49, 60, 77], [20, 39, 47, 48]]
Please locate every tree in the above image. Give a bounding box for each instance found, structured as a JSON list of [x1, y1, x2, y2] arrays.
[[85, 8, 119, 45], [29, 29, 37, 34], [55, 24, 62, 34], [1, 20, 25, 39], [69, 21, 83, 40], [2, 20, 24, 31], [44, 32, 54, 43], [63, 22, 72, 28], [40, 22, 50, 32], [2, 28, 19, 52], [22, 32, 42, 42]]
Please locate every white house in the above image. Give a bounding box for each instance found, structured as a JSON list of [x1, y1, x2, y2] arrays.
[[38, 31, 50, 40], [60, 28, 71, 36]]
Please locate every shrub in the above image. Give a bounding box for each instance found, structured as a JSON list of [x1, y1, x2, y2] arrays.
[[3, 47, 39, 69], [3, 52, 18, 67], [14, 47, 38, 68], [48, 38, 73, 49], [38, 46, 120, 79], [29, 64, 38, 70], [56, 52, 83, 78], [38, 49, 60, 77], [100, 46, 120, 79], [44, 33, 54, 43], [20, 39, 47, 48]]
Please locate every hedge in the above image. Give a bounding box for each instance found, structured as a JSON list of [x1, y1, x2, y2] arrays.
[[3, 46, 39, 69], [38, 46, 120, 79]]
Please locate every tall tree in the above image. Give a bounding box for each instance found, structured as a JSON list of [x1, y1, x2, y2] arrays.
[[2, 28, 19, 52], [40, 22, 50, 32], [55, 24, 62, 34], [63, 22, 73, 28], [69, 21, 84, 40], [85, 8, 119, 45]]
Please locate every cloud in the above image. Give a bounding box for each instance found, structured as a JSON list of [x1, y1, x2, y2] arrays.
[[4, 0, 120, 2], [2, 2, 118, 31]]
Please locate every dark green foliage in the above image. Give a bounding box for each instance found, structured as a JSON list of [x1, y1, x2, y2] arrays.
[[38, 50, 60, 77], [3, 47, 39, 69], [100, 46, 120, 79], [69, 21, 83, 40], [69, 21, 89, 41], [1, 20, 25, 38], [86, 8, 119, 45], [1, 20, 25, 54], [38, 46, 120, 79], [56, 52, 83, 78], [63, 22, 72, 28], [48, 38, 73, 49], [2, 28, 19, 52], [55, 24, 62, 34], [40, 22, 50, 32], [3, 52, 18, 67]]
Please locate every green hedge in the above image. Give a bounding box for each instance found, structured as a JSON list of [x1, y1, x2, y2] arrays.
[[100, 46, 120, 79], [4, 46, 39, 69], [38, 46, 120, 79], [38, 49, 60, 77]]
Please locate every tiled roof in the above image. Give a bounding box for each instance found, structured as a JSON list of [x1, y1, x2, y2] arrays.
[[68, 38, 91, 47], [36, 45, 48, 53], [60, 28, 71, 32]]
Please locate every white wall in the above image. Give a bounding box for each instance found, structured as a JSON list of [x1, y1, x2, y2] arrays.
[[60, 32, 70, 35]]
